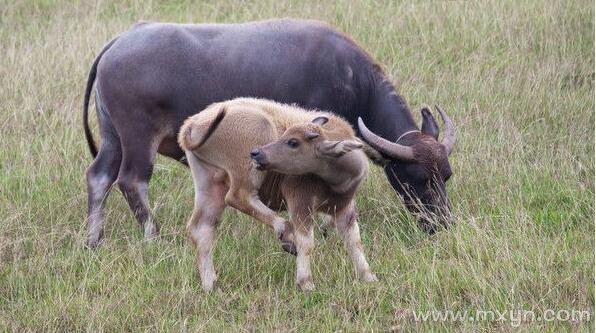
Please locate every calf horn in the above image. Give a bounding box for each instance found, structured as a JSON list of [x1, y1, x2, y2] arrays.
[[357, 117, 416, 161], [435, 105, 456, 155]]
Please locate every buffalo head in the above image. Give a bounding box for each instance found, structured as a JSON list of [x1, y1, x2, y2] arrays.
[[358, 105, 456, 233]]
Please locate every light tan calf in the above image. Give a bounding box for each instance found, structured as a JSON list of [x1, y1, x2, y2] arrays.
[[178, 97, 375, 291]]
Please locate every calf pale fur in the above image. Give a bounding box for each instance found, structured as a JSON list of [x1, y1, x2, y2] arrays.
[[178, 98, 375, 291]]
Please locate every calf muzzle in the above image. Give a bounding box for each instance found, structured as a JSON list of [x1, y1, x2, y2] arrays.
[[250, 149, 269, 170]]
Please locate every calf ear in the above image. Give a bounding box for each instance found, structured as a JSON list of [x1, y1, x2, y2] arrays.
[[312, 116, 329, 126], [305, 132, 319, 140], [421, 106, 439, 140], [317, 139, 363, 158]]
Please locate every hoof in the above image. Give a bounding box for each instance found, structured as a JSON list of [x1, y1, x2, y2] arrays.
[[320, 215, 333, 238], [281, 240, 297, 256], [144, 221, 160, 239], [298, 279, 315, 292], [201, 278, 217, 292], [198, 268, 218, 292], [279, 228, 297, 256], [85, 239, 101, 249], [363, 271, 378, 283], [86, 230, 103, 249]]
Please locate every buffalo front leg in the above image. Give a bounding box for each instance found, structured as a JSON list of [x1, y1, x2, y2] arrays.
[[335, 202, 377, 282]]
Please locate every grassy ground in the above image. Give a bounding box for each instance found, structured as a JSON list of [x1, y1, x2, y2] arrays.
[[0, 0, 594, 331]]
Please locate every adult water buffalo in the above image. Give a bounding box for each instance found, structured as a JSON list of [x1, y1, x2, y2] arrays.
[[83, 19, 456, 247]]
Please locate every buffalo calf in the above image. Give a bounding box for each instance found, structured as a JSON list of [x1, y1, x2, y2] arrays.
[[178, 98, 376, 291]]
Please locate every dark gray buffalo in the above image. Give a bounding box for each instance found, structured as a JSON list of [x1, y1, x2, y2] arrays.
[[83, 19, 456, 247]]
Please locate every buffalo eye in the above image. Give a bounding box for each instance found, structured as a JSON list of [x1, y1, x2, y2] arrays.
[[287, 138, 300, 148]]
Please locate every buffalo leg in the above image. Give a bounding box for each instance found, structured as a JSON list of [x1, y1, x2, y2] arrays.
[[117, 132, 160, 239], [85, 110, 122, 248], [185, 152, 227, 291], [335, 202, 376, 282]]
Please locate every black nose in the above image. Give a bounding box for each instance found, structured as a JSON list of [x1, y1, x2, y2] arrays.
[[250, 149, 261, 158]]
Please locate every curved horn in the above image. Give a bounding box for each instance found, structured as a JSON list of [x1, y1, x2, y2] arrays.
[[357, 117, 416, 161], [435, 105, 456, 155]]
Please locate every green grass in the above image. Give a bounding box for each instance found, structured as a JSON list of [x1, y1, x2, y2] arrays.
[[0, 0, 594, 331]]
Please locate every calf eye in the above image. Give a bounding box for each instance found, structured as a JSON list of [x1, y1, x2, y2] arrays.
[[287, 138, 299, 148]]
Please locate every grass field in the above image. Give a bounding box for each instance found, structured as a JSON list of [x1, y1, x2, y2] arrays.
[[1, 0, 594, 331]]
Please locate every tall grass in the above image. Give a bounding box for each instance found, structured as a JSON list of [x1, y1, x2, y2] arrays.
[[0, 0, 593, 331]]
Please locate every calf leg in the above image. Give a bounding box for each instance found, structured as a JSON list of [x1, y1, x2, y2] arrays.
[[335, 202, 377, 282], [117, 132, 160, 239], [224, 174, 296, 255], [319, 213, 334, 238], [288, 205, 315, 291], [185, 152, 227, 291]]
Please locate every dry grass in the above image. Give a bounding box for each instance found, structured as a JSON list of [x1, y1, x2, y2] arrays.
[[0, 0, 594, 331]]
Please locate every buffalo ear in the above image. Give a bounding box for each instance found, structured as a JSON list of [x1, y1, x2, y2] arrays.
[[312, 116, 329, 126], [318, 139, 363, 158], [420, 106, 439, 140]]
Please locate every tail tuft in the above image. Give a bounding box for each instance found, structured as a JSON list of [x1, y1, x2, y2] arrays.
[[360, 140, 389, 166]]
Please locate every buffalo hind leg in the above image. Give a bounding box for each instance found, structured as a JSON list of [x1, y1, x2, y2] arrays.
[[117, 133, 160, 239], [335, 202, 376, 282], [185, 152, 227, 291], [85, 111, 122, 248]]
